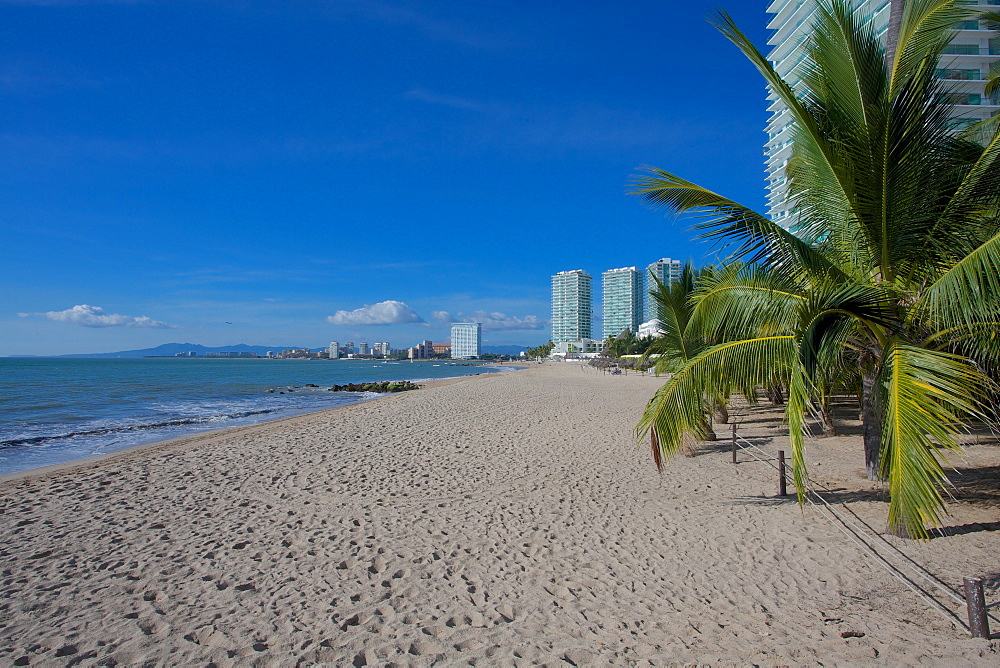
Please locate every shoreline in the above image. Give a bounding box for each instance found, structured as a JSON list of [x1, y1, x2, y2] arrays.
[[1, 362, 997, 665], [0, 370, 509, 486]]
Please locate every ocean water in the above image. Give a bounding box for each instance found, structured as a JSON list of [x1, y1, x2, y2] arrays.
[[0, 357, 514, 475]]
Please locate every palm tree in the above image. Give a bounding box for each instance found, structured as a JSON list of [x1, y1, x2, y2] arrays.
[[643, 262, 704, 375], [632, 0, 1000, 539], [640, 263, 723, 448]]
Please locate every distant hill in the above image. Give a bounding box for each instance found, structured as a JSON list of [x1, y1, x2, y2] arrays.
[[58, 343, 314, 358]]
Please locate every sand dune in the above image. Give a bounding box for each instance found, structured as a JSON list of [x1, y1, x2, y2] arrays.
[[1, 362, 998, 666]]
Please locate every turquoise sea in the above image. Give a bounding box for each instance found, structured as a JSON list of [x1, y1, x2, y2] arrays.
[[0, 357, 515, 475]]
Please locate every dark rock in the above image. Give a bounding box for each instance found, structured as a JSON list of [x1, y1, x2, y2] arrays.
[[327, 381, 420, 393]]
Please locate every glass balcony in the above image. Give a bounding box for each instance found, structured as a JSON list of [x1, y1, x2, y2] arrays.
[[943, 44, 984, 55], [935, 68, 983, 80], [945, 118, 979, 130], [940, 92, 983, 105]]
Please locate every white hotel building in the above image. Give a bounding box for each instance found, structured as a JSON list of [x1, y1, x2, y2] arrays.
[[551, 270, 593, 343], [450, 323, 482, 359], [644, 257, 682, 321], [602, 266, 642, 339], [765, 0, 1000, 229]]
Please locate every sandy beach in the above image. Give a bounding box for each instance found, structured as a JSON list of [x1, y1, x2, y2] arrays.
[[1, 362, 998, 666]]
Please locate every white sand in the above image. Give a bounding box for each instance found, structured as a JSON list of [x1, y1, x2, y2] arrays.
[[1, 362, 998, 666]]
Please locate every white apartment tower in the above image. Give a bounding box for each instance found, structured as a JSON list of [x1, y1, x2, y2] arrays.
[[603, 267, 642, 338], [644, 258, 683, 321], [328, 341, 340, 359], [765, 0, 1000, 229], [551, 270, 593, 342], [450, 323, 482, 359]]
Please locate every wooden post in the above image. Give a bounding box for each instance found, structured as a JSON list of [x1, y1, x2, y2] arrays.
[[731, 422, 737, 464], [778, 450, 787, 497], [964, 577, 990, 638]]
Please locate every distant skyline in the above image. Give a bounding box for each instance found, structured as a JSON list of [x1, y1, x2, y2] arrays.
[[1, 1, 770, 356]]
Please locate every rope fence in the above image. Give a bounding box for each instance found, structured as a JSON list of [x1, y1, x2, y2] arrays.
[[729, 422, 998, 638]]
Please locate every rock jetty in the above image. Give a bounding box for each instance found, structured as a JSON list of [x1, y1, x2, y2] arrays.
[[327, 380, 420, 393]]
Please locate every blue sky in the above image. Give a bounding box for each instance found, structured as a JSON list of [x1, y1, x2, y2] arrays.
[[1, 0, 770, 356]]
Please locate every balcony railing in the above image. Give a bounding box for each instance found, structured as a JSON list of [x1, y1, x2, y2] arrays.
[[942, 44, 998, 55], [940, 91, 1000, 106], [936, 68, 985, 80]]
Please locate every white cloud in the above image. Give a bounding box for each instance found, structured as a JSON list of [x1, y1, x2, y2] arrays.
[[439, 310, 546, 331], [20, 304, 176, 328], [467, 311, 546, 331], [326, 300, 424, 326], [430, 310, 454, 324]]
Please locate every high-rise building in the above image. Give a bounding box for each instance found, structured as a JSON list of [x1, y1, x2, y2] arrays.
[[358, 342, 369, 355], [450, 323, 482, 359], [644, 258, 683, 321], [602, 267, 642, 338], [765, 0, 1000, 229], [343, 341, 355, 355], [373, 342, 390, 355], [551, 270, 593, 342], [329, 341, 340, 359]]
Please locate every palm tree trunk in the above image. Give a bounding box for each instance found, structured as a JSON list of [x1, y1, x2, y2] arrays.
[[714, 401, 729, 424], [819, 402, 838, 437], [697, 400, 717, 442], [767, 384, 785, 406], [885, 0, 905, 71], [861, 372, 882, 481], [817, 386, 837, 437]]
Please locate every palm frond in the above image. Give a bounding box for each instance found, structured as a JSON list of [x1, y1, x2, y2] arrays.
[[890, 0, 974, 98], [878, 342, 991, 538], [629, 166, 846, 279], [796, 283, 902, 377], [785, 363, 816, 506], [917, 229, 1000, 327], [710, 8, 858, 253], [688, 264, 806, 341], [637, 336, 797, 467]]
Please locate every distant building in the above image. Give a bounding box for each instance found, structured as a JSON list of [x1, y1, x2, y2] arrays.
[[205, 351, 257, 358], [451, 323, 481, 359], [174, 351, 198, 357], [329, 341, 340, 359], [552, 338, 604, 358], [373, 342, 390, 355], [638, 318, 666, 339], [603, 266, 642, 339], [431, 342, 451, 356], [343, 342, 355, 355], [551, 269, 592, 343], [645, 258, 682, 321], [358, 342, 369, 355], [408, 340, 434, 360]]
